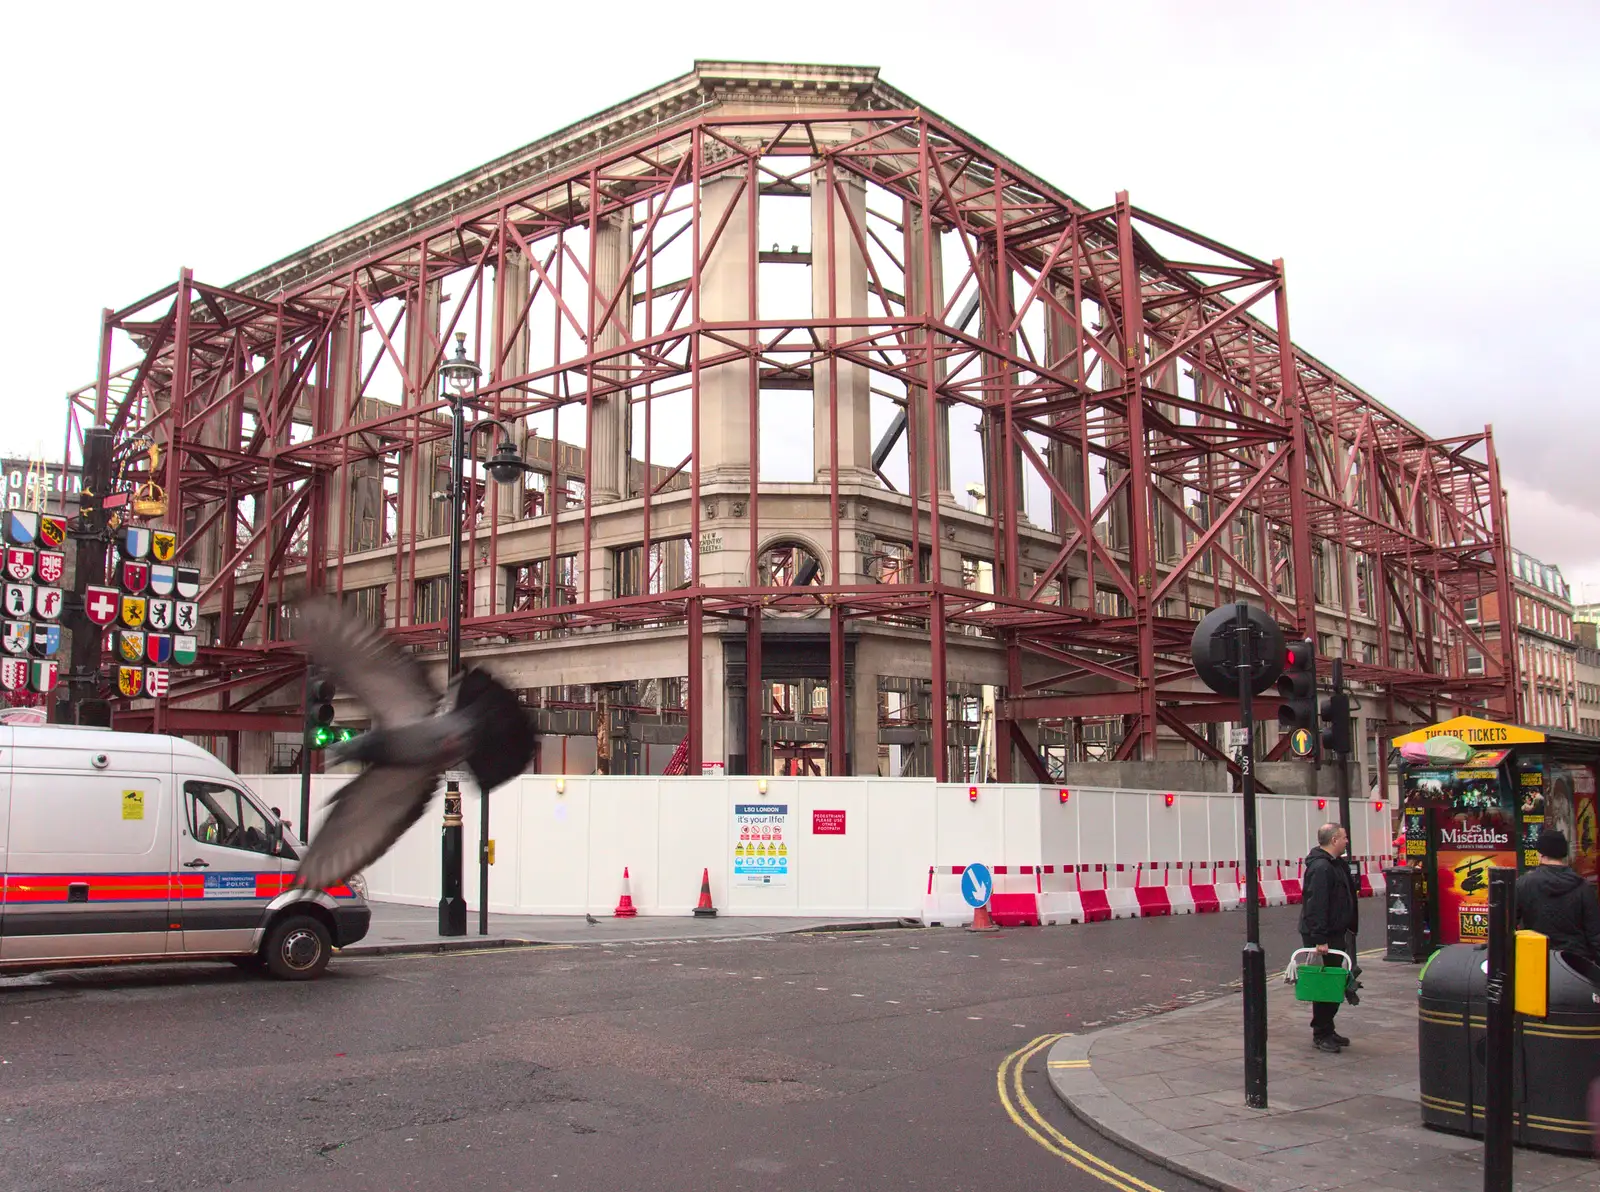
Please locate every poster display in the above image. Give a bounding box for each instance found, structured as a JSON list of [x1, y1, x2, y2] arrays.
[[1436, 817, 1516, 944], [1572, 766, 1597, 882], [733, 803, 789, 886]]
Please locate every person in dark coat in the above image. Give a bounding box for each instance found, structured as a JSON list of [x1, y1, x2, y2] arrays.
[[1516, 829, 1600, 962], [1298, 822, 1359, 1053]]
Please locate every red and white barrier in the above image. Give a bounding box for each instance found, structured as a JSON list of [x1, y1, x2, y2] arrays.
[[1166, 863, 1197, 915], [1134, 862, 1173, 918], [1282, 858, 1304, 905], [921, 854, 1384, 930], [1260, 860, 1289, 907]]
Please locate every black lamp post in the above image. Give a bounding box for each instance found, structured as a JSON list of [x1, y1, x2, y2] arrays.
[[435, 332, 530, 937]]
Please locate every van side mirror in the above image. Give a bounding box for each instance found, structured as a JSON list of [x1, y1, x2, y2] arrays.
[[270, 819, 285, 856]]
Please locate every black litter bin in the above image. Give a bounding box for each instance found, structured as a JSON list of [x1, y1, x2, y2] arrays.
[[1519, 949, 1600, 1153], [1418, 943, 1486, 1135]]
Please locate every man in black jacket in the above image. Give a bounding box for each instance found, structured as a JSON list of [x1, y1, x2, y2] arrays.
[[1298, 822, 1359, 1053], [1517, 829, 1600, 961]]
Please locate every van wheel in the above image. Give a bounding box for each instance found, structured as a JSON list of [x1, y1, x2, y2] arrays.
[[263, 915, 332, 981]]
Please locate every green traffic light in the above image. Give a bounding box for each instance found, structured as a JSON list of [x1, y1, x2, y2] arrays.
[[309, 725, 359, 750]]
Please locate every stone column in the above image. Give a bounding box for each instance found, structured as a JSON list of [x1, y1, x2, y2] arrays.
[[404, 281, 444, 544], [697, 168, 753, 486], [811, 161, 873, 483], [589, 212, 632, 503], [1149, 345, 1183, 568], [497, 249, 531, 524], [904, 207, 953, 503], [851, 664, 882, 777], [1099, 329, 1129, 553], [1045, 286, 1086, 543]]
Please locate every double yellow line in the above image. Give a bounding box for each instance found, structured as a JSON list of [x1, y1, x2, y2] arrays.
[[997, 1034, 1168, 1192]]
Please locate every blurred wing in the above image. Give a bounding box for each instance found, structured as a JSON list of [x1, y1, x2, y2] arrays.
[[293, 765, 438, 891], [299, 600, 438, 728]]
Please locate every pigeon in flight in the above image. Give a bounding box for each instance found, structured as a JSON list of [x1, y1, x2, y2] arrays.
[[292, 600, 536, 890]]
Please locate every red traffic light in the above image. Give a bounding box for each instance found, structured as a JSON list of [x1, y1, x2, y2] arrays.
[[1058, 788, 1070, 804]]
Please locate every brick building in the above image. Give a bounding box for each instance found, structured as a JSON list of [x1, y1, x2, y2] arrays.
[[1470, 548, 1577, 729]]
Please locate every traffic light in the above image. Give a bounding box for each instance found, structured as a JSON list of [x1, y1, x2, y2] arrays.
[[1320, 691, 1351, 757], [307, 671, 335, 729], [310, 724, 359, 750], [1276, 638, 1318, 759]]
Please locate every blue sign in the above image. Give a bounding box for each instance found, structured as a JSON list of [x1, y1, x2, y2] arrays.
[[961, 862, 993, 908], [202, 872, 257, 899]]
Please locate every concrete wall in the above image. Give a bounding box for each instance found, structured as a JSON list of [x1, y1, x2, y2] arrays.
[[242, 776, 1392, 919]]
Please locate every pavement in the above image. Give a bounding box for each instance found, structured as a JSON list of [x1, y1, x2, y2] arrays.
[[1047, 944, 1600, 1192], [342, 899, 913, 953]]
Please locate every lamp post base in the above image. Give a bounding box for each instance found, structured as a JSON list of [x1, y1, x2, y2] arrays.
[[438, 894, 467, 937], [439, 781, 467, 937]]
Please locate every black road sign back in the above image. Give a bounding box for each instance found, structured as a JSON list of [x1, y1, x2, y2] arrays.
[[1190, 604, 1287, 696]]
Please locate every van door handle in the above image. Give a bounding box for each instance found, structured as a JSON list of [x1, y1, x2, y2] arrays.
[[183, 859, 210, 869]]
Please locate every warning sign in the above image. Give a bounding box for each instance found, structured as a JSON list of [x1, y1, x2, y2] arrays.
[[812, 809, 847, 835], [122, 789, 145, 821], [733, 803, 789, 886]]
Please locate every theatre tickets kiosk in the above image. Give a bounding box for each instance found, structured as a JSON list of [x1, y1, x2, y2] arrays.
[[1395, 716, 1600, 949]]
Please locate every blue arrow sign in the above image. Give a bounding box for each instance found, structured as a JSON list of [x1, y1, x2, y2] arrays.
[[961, 862, 993, 908]]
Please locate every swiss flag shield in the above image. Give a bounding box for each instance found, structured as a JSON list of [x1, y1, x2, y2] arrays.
[[84, 586, 120, 627]]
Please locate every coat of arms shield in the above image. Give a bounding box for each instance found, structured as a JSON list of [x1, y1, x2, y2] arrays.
[[29, 624, 59, 658], [118, 560, 149, 594], [151, 531, 177, 563], [4, 511, 38, 547], [27, 660, 57, 693], [147, 599, 173, 631], [120, 596, 147, 629], [4, 584, 32, 619], [145, 634, 172, 666], [0, 658, 27, 691], [34, 587, 61, 621], [84, 586, 120, 626], [118, 631, 145, 663], [117, 666, 144, 697], [2, 621, 28, 655], [120, 527, 151, 560]]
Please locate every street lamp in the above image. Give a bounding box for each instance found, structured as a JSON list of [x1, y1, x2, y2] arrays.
[[435, 331, 532, 937]]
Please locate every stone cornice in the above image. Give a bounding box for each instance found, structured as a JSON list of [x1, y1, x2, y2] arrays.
[[231, 61, 901, 304]]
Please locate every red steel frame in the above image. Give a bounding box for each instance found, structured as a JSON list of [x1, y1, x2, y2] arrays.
[[65, 78, 1519, 777]]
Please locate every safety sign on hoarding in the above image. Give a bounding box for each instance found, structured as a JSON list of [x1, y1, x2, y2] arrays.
[[733, 803, 789, 886]]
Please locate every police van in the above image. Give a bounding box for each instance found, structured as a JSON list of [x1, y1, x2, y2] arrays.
[[0, 725, 370, 980]]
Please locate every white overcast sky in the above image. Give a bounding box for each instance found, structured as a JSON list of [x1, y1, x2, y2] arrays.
[[3, 1, 1596, 590]]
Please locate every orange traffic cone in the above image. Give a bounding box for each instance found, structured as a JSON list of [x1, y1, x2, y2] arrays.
[[692, 868, 718, 918], [614, 866, 638, 918], [967, 900, 1000, 932]]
